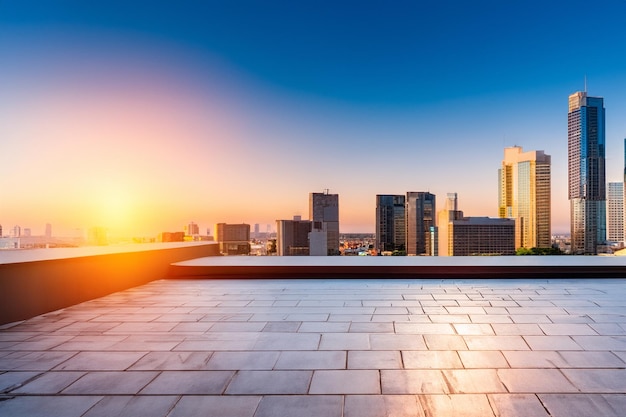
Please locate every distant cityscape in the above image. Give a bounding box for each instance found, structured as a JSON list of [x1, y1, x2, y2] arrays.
[[2, 91, 625, 256]]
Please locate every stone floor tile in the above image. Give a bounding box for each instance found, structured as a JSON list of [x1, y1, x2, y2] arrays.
[[509, 315, 552, 324], [12, 371, 85, 394], [349, 322, 394, 333], [381, 370, 449, 394], [442, 369, 507, 394], [262, 321, 301, 332], [560, 369, 626, 393], [254, 333, 320, 350], [424, 334, 468, 350], [168, 395, 261, 417], [298, 322, 350, 332], [502, 351, 567, 368], [370, 334, 427, 350], [328, 314, 373, 322], [0, 395, 102, 417], [458, 351, 509, 368], [206, 351, 279, 370], [454, 323, 495, 335], [571, 335, 626, 350], [140, 370, 233, 394], [429, 314, 471, 323], [309, 370, 380, 394], [276, 350, 346, 370], [464, 336, 529, 351], [497, 369, 578, 393], [419, 394, 495, 417], [208, 322, 267, 332], [558, 351, 625, 368], [320, 333, 370, 350], [589, 323, 626, 335], [62, 371, 158, 394], [547, 314, 596, 324], [129, 351, 213, 370], [523, 336, 583, 351], [344, 394, 425, 417], [395, 323, 456, 335], [469, 314, 513, 324], [254, 395, 343, 417], [174, 339, 257, 351], [224, 370, 312, 394], [488, 393, 551, 417], [53, 351, 147, 371], [0, 371, 41, 393], [539, 324, 597, 336], [348, 350, 401, 369], [402, 350, 462, 369], [82, 395, 179, 417], [539, 394, 626, 417], [491, 323, 544, 336], [0, 351, 76, 371]]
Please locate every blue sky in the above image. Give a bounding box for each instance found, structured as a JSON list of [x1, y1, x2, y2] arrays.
[[2, 1, 626, 235]]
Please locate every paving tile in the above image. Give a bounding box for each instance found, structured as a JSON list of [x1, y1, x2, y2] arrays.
[[320, 333, 370, 350], [381, 370, 449, 394], [539, 324, 597, 335], [168, 396, 261, 417], [140, 370, 233, 394], [344, 394, 425, 417], [571, 336, 626, 350], [370, 334, 427, 350], [429, 314, 471, 323], [0, 351, 76, 371], [12, 371, 85, 394], [497, 369, 578, 393], [560, 369, 626, 393], [458, 351, 509, 369], [454, 323, 495, 335], [502, 351, 568, 368], [129, 351, 213, 370], [62, 371, 159, 394], [402, 351, 462, 369], [488, 393, 551, 417], [349, 322, 394, 333], [254, 333, 320, 350], [424, 334, 468, 350], [442, 369, 507, 393], [588, 323, 626, 335], [419, 394, 495, 417], [298, 322, 350, 332], [558, 351, 625, 368], [348, 350, 401, 369], [262, 321, 301, 332], [491, 323, 544, 336], [523, 336, 583, 351], [206, 351, 278, 370], [276, 350, 346, 370], [395, 323, 456, 335], [464, 336, 529, 351], [0, 396, 102, 417], [254, 395, 343, 417], [310, 370, 380, 394], [224, 370, 312, 394], [539, 394, 626, 417], [54, 351, 147, 371], [82, 395, 179, 417], [0, 371, 41, 393]]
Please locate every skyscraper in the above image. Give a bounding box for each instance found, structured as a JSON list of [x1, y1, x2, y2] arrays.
[[406, 192, 436, 256], [607, 182, 624, 243], [437, 193, 464, 256], [375, 194, 406, 253], [568, 91, 606, 254], [499, 146, 551, 249], [309, 190, 339, 255]]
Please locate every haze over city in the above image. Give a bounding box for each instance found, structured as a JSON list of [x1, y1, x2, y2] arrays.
[[2, 1, 626, 238]]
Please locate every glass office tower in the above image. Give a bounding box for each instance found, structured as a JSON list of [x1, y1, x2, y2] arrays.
[[568, 91, 606, 254]]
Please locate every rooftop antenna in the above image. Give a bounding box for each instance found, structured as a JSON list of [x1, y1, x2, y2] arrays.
[[584, 74, 587, 93]]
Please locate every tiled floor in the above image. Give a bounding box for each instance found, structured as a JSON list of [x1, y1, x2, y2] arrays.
[[1, 278, 625, 416]]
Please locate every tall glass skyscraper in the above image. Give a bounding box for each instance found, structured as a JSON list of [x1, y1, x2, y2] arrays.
[[406, 192, 436, 256], [375, 195, 406, 253], [568, 91, 606, 254]]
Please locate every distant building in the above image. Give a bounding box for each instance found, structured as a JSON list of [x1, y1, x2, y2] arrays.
[[499, 146, 551, 249], [185, 222, 200, 236], [276, 217, 313, 256], [437, 193, 464, 257], [0, 224, 2, 238], [23, 228, 31, 237], [87, 227, 108, 246], [11, 225, 20, 238], [158, 231, 185, 242], [607, 182, 624, 243], [309, 190, 339, 255], [448, 217, 515, 256], [375, 194, 406, 253], [568, 91, 606, 254], [215, 223, 250, 255], [406, 192, 436, 256], [45, 223, 52, 239]]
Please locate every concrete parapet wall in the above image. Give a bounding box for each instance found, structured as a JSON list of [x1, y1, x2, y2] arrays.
[[0, 243, 219, 325]]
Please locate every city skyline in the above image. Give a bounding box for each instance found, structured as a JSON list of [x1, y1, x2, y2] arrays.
[[2, 2, 626, 237]]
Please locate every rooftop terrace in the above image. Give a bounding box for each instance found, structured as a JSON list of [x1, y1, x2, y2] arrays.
[[1, 277, 625, 416]]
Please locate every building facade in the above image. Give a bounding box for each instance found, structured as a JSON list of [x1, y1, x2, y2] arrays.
[[607, 182, 624, 243], [215, 223, 250, 255], [375, 194, 406, 253], [406, 192, 436, 256], [309, 191, 339, 255], [568, 91, 606, 254], [499, 146, 551, 249], [276, 217, 313, 256], [437, 193, 464, 256], [449, 217, 515, 256]]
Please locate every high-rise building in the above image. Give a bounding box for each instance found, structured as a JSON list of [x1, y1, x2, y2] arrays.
[[437, 193, 464, 256], [499, 146, 551, 249], [276, 217, 313, 256], [607, 182, 624, 243], [624, 138, 626, 242], [375, 194, 406, 253], [309, 190, 339, 255], [568, 91, 606, 254], [185, 222, 199, 236], [406, 192, 436, 256], [448, 217, 516, 256], [215, 223, 250, 255]]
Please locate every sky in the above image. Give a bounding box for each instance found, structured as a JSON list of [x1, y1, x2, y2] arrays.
[[2, 0, 626, 237]]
